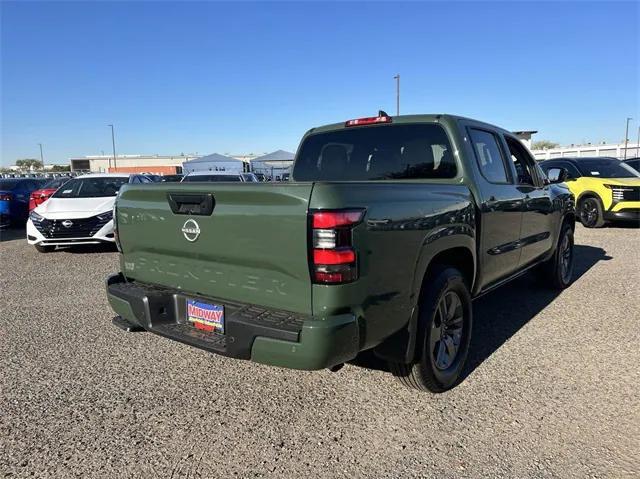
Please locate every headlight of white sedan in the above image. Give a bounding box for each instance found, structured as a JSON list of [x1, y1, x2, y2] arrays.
[[96, 210, 113, 222], [29, 211, 45, 223]]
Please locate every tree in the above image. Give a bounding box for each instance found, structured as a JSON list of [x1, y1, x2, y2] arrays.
[[531, 140, 559, 150], [15, 158, 44, 170], [50, 164, 70, 172]]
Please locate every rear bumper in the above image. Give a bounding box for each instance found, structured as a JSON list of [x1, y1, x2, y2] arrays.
[[106, 273, 360, 370]]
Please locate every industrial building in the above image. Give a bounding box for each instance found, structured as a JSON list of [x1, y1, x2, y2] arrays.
[[69, 154, 199, 174]]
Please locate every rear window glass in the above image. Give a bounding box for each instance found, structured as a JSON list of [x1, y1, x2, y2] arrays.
[[183, 175, 242, 182], [293, 124, 456, 181], [42, 178, 70, 190]]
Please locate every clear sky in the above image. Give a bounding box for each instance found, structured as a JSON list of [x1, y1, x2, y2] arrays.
[[1, 1, 638, 165]]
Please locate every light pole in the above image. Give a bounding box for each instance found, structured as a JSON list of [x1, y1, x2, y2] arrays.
[[108, 124, 117, 170], [623, 117, 632, 160], [393, 74, 400, 116], [38, 143, 44, 165]]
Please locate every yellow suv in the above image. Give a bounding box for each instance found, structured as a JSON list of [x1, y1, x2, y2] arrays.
[[540, 157, 640, 228]]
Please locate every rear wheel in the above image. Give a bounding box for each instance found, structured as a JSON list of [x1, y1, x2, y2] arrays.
[[389, 267, 472, 393], [34, 244, 55, 253], [539, 222, 574, 290], [579, 196, 605, 228]]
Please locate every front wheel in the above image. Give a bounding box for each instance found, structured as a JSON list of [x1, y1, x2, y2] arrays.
[[34, 244, 55, 253], [579, 197, 605, 228], [389, 267, 473, 393]]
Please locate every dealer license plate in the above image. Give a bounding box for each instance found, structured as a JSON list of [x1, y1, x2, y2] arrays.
[[186, 299, 224, 333]]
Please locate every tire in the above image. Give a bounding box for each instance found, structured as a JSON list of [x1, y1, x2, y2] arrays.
[[539, 222, 574, 290], [579, 196, 605, 228], [389, 267, 473, 393], [34, 244, 55, 253]]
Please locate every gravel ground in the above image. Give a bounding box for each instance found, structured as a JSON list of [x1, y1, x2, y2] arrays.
[[1, 224, 639, 478]]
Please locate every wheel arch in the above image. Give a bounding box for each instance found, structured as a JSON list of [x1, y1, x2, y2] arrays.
[[374, 237, 476, 365], [411, 236, 477, 300], [576, 190, 604, 208]]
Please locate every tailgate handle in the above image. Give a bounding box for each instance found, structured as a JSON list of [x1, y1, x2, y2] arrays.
[[167, 192, 215, 216]]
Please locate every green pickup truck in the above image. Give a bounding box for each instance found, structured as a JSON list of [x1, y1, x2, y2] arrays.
[[106, 113, 575, 392]]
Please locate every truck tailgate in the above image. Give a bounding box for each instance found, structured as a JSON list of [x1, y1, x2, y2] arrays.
[[116, 182, 314, 314]]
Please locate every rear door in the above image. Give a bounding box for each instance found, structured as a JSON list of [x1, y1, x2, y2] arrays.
[[116, 182, 315, 314], [503, 135, 554, 266], [464, 125, 524, 287]]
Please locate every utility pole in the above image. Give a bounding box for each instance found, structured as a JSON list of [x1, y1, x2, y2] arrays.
[[393, 74, 400, 116], [108, 124, 117, 170], [38, 143, 44, 165], [623, 117, 632, 160], [636, 126, 640, 158]]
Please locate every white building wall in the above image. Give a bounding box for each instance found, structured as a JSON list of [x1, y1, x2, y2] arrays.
[[531, 142, 640, 161]]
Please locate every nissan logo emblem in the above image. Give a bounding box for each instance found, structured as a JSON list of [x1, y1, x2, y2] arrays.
[[181, 219, 200, 242], [62, 220, 73, 228]]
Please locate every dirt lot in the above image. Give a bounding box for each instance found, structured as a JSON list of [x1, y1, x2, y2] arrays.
[[1, 224, 638, 478]]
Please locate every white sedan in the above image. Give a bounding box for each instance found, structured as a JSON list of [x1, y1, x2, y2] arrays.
[[26, 173, 151, 252]]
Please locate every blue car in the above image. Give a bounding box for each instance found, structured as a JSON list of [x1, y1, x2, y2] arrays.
[[0, 178, 46, 228]]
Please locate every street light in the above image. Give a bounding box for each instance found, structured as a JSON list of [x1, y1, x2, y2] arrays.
[[108, 124, 117, 171], [38, 143, 44, 165], [393, 74, 400, 116], [623, 117, 633, 160]]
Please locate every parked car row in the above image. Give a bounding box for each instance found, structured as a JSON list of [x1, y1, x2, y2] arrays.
[[7, 155, 638, 242]]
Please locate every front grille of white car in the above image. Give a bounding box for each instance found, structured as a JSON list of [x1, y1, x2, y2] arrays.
[[34, 213, 111, 239]]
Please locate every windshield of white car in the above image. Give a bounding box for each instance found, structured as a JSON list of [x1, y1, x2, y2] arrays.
[[51, 177, 129, 198]]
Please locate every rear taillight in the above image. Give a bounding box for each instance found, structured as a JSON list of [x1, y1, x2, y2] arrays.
[[0, 193, 12, 201], [310, 209, 364, 284], [31, 191, 50, 207], [113, 204, 122, 252]]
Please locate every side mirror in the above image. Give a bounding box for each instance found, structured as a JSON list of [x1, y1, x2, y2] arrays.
[[547, 167, 568, 184]]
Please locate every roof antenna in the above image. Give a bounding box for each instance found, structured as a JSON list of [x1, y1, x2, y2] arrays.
[[379, 110, 389, 117]]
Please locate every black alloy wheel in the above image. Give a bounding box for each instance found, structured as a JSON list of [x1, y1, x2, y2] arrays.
[[538, 222, 575, 290], [580, 197, 604, 228], [558, 230, 574, 285], [430, 291, 464, 371], [388, 266, 473, 393]]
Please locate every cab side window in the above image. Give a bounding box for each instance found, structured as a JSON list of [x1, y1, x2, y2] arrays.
[[506, 136, 537, 186], [469, 128, 510, 184]]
